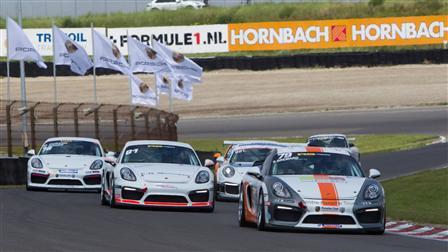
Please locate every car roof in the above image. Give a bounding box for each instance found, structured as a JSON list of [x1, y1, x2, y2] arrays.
[[308, 134, 347, 139], [224, 140, 282, 146], [276, 146, 351, 156], [44, 137, 101, 145], [124, 140, 194, 149]]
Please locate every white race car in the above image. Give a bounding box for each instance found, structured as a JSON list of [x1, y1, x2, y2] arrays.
[[238, 146, 385, 234], [216, 141, 289, 201], [307, 134, 360, 162], [101, 140, 215, 212], [26, 137, 114, 191]]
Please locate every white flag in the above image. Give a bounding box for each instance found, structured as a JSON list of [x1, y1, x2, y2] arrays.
[[130, 77, 158, 107], [171, 75, 194, 101], [7, 17, 47, 69], [128, 36, 168, 73], [93, 29, 132, 76], [152, 40, 202, 83], [53, 25, 93, 75], [155, 72, 173, 95]]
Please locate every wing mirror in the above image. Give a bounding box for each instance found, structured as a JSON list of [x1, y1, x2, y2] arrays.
[[104, 157, 117, 166], [247, 170, 263, 181], [349, 143, 355, 148], [204, 159, 215, 168], [216, 156, 224, 163], [106, 151, 116, 157], [369, 169, 381, 179], [252, 159, 265, 167], [27, 149, 36, 156]]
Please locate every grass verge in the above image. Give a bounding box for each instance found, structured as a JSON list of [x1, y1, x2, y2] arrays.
[[382, 168, 448, 225], [183, 134, 438, 154]]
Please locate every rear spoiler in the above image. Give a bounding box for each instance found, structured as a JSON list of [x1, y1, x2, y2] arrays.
[[347, 137, 356, 142]]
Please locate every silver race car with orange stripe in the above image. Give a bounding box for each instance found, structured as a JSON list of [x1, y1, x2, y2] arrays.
[[238, 146, 385, 234], [101, 140, 214, 211]]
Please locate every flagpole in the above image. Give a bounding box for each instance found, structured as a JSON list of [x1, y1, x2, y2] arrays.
[[126, 30, 132, 106], [169, 81, 173, 113], [154, 73, 158, 106], [51, 20, 57, 104], [6, 28, 10, 102], [91, 23, 98, 104], [18, 0, 29, 154]]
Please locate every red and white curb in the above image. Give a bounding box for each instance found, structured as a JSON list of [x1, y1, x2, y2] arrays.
[[386, 221, 448, 241]]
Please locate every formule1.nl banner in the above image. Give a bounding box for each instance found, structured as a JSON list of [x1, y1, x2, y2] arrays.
[[0, 15, 446, 57]]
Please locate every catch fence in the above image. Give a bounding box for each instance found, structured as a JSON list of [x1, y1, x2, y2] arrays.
[[0, 99, 179, 156]]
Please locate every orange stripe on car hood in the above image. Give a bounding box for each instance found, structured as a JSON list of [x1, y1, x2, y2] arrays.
[[314, 175, 339, 206], [305, 146, 324, 152]]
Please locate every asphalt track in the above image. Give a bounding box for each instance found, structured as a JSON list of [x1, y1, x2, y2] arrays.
[[178, 106, 448, 138], [1, 143, 447, 251]]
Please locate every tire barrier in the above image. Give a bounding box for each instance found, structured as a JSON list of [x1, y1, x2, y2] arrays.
[[0, 49, 446, 77], [0, 157, 28, 185]]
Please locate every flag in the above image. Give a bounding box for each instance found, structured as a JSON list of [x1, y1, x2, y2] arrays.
[[152, 40, 202, 83], [128, 36, 168, 73], [93, 29, 132, 76], [130, 76, 158, 107], [155, 72, 173, 95], [7, 17, 47, 69], [53, 25, 93, 75], [171, 75, 194, 101]]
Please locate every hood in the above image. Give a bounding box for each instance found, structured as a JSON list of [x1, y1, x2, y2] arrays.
[[276, 175, 366, 200], [39, 154, 100, 169], [124, 163, 201, 183]]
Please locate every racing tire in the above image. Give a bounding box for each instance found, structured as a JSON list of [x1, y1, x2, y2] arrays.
[[256, 190, 266, 231], [100, 175, 109, 206], [238, 189, 250, 227], [109, 175, 116, 208]]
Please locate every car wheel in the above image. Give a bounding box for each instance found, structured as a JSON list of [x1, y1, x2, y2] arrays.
[[100, 174, 109, 206], [238, 189, 250, 227], [257, 190, 266, 231], [109, 175, 116, 208]]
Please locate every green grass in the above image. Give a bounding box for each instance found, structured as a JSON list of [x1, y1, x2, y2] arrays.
[[0, 1, 446, 29], [182, 134, 438, 154], [382, 168, 448, 225]]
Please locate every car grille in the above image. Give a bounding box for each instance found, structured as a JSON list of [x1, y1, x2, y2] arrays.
[[31, 173, 48, 184], [189, 190, 209, 202], [122, 189, 145, 200], [273, 207, 304, 222], [355, 210, 382, 224], [302, 215, 356, 224], [225, 184, 239, 195], [47, 179, 83, 186], [144, 195, 188, 203], [83, 175, 101, 185]]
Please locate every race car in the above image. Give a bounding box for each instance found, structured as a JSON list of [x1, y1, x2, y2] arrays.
[[26, 137, 114, 191], [307, 134, 360, 162], [216, 141, 289, 201], [238, 146, 385, 234], [101, 140, 214, 211]]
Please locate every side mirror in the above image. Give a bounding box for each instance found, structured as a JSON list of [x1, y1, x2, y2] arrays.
[[252, 160, 264, 167], [106, 151, 116, 157], [204, 159, 215, 168], [104, 157, 117, 166], [216, 156, 224, 163], [27, 149, 36, 156], [349, 143, 355, 148], [247, 170, 263, 181], [369, 169, 381, 179]]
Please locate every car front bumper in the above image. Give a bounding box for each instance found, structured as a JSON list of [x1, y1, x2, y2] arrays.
[[27, 168, 102, 190]]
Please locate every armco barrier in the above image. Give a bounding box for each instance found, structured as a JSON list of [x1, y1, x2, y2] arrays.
[[0, 157, 28, 185], [0, 49, 446, 77]]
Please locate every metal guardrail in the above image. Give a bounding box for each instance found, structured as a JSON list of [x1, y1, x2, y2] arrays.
[[0, 100, 179, 156]]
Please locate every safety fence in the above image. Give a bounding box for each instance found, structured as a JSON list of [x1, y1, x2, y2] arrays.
[[0, 100, 179, 157], [0, 49, 446, 77]]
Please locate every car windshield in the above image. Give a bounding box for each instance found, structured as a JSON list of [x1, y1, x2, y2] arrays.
[[308, 136, 347, 148], [270, 152, 363, 177], [229, 148, 272, 164], [39, 140, 102, 156], [121, 144, 200, 166]]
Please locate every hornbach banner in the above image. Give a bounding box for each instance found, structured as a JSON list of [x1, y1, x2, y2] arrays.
[[228, 15, 448, 51]]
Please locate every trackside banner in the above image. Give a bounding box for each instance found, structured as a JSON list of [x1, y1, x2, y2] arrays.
[[228, 15, 448, 51], [0, 15, 446, 56]]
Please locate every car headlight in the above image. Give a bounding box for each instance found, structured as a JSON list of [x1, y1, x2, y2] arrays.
[[90, 160, 103, 170], [120, 167, 137, 181], [272, 182, 291, 198], [364, 184, 381, 200], [30, 158, 43, 168], [195, 170, 210, 184], [222, 166, 235, 178]]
